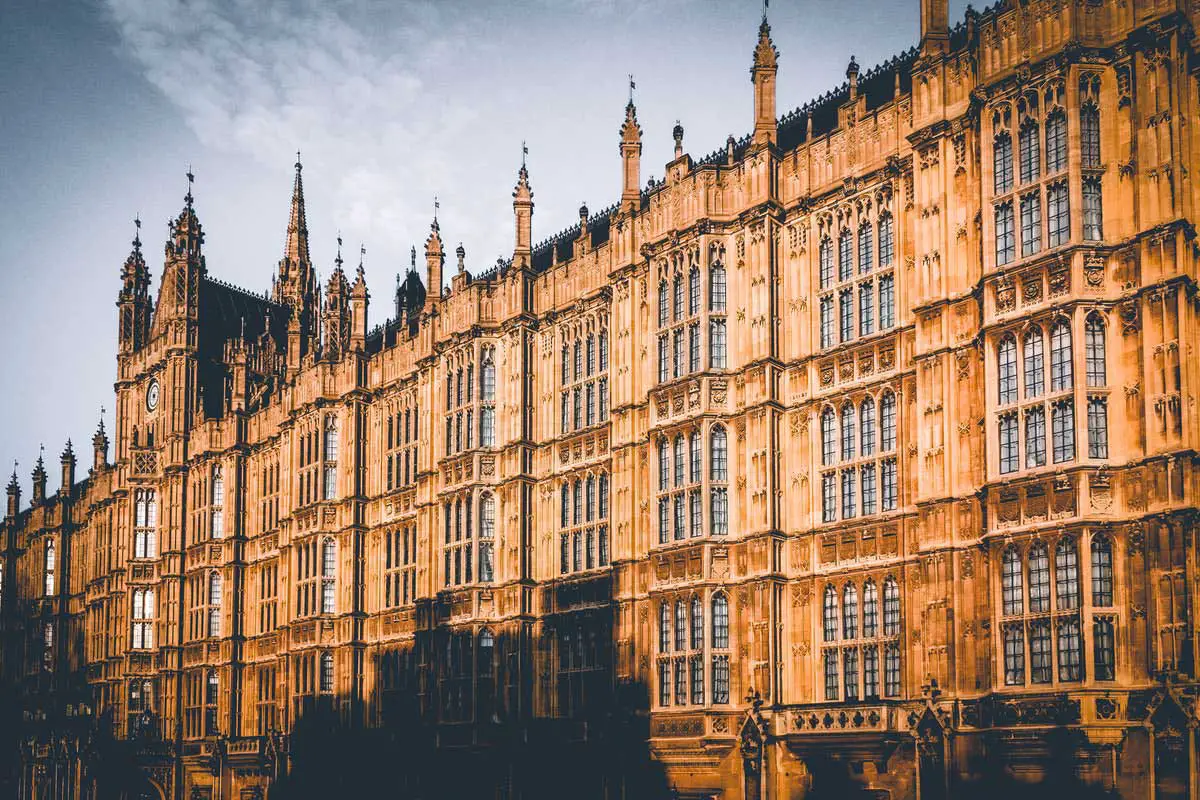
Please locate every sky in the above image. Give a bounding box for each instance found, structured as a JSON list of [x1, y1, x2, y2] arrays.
[[0, 0, 970, 495]]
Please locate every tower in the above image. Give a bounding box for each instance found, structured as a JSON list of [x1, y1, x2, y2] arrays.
[[424, 218, 445, 311], [323, 238, 351, 361], [274, 156, 319, 373], [151, 170, 206, 338], [117, 218, 152, 353], [750, 15, 779, 148], [59, 441, 75, 497], [512, 162, 533, 268], [5, 467, 19, 520], [619, 99, 642, 214], [350, 248, 369, 352], [31, 450, 46, 505], [92, 414, 109, 473]]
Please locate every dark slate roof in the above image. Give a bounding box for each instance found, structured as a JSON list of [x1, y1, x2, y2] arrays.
[[198, 277, 289, 362]]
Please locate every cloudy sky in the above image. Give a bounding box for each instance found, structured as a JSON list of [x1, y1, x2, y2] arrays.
[[0, 0, 967, 492]]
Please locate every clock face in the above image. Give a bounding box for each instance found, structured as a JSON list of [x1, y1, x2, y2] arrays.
[[146, 380, 160, 412]]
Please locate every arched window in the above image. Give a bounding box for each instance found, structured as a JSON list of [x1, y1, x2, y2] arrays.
[[1050, 321, 1073, 391], [673, 436, 685, 487], [710, 264, 726, 312], [561, 345, 570, 384], [560, 483, 570, 529], [1085, 314, 1106, 387], [711, 593, 729, 649], [860, 397, 876, 456], [573, 480, 583, 526], [998, 334, 1017, 404], [689, 431, 702, 483], [208, 571, 223, 637], [1081, 104, 1101, 168], [479, 493, 495, 583], [673, 275, 684, 322], [211, 464, 224, 539], [838, 228, 853, 282], [878, 213, 894, 266], [658, 280, 669, 327], [858, 221, 873, 274], [819, 237, 834, 288], [586, 475, 596, 522], [823, 585, 838, 642], [205, 670, 219, 735], [1023, 329, 1044, 398], [659, 603, 670, 652], [1045, 110, 1067, 174], [674, 600, 687, 651], [862, 581, 879, 638], [657, 439, 669, 492], [598, 329, 609, 371], [323, 414, 338, 500], [585, 335, 596, 376], [481, 351, 496, 402], [1019, 120, 1041, 184], [1055, 538, 1080, 610], [598, 473, 609, 518], [1028, 542, 1050, 613], [883, 578, 900, 636], [321, 538, 336, 614], [840, 403, 856, 462], [1091, 535, 1113, 607], [688, 266, 701, 316], [44, 539, 56, 597], [994, 131, 1014, 194], [132, 587, 155, 649], [710, 426, 728, 482], [319, 652, 334, 693], [821, 408, 837, 465], [842, 584, 859, 639], [690, 596, 703, 649], [880, 393, 897, 452]]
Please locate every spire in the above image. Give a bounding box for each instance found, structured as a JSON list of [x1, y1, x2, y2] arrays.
[[284, 152, 311, 267], [455, 243, 466, 275], [512, 158, 534, 267], [170, 166, 204, 257], [323, 234, 351, 361], [350, 244, 369, 352], [750, 16, 779, 148], [5, 462, 18, 519], [60, 439, 76, 496], [119, 215, 152, 353], [425, 214, 445, 309], [31, 445, 47, 504], [92, 408, 109, 472], [619, 94, 643, 213]]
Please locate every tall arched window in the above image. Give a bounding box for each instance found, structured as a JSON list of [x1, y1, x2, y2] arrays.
[[819, 237, 833, 289], [323, 414, 339, 500], [319, 652, 334, 693], [862, 581, 879, 638], [1091, 535, 1113, 607], [1045, 110, 1067, 174], [321, 538, 336, 614], [1002, 547, 1023, 615], [860, 397, 876, 456], [880, 393, 896, 452], [1055, 538, 1080, 610], [1050, 321, 1073, 391], [823, 585, 838, 642], [711, 593, 729, 649], [479, 493, 495, 583], [994, 132, 1013, 194], [674, 600, 687, 651], [1019, 120, 1041, 184], [709, 264, 726, 312], [1028, 542, 1050, 613], [710, 426, 728, 482], [560, 483, 570, 529], [673, 436, 685, 488], [842, 584, 859, 639], [659, 603, 670, 653], [657, 440, 669, 492], [878, 213, 894, 267], [658, 280, 669, 327], [821, 408, 837, 465], [44, 539, 56, 597], [211, 464, 225, 539], [585, 475, 596, 521], [858, 221, 873, 274], [688, 266, 701, 316], [690, 596, 703, 649], [205, 670, 219, 735], [689, 431, 702, 483], [598, 473, 609, 518], [132, 587, 155, 649], [840, 403, 856, 462], [208, 571, 223, 637], [672, 275, 684, 322], [838, 228, 853, 282], [998, 334, 1017, 404], [882, 578, 900, 636], [1081, 104, 1101, 168], [1085, 314, 1106, 387], [1023, 329, 1044, 398]]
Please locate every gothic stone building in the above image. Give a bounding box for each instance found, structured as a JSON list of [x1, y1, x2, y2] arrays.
[[3, 1, 1200, 798]]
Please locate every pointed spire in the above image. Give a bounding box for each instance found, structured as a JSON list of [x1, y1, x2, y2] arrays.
[[31, 445, 47, 504], [512, 157, 534, 266], [5, 461, 18, 519], [750, 15, 779, 148], [619, 95, 643, 213], [60, 439, 76, 495], [284, 152, 311, 267], [425, 214, 445, 308]]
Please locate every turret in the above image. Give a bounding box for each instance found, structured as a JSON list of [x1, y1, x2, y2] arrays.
[[31, 449, 47, 505], [6, 467, 19, 519], [59, 440, 76, 497], [750, 15, 779, 148], [117, 218, 152, 353], [575, 204, 591, 257], [152, 170, 206, 335], [92, 413, 109, 472], [350, 247, 369, 352], [512, 160, 533, 268], [323, 237, 351, 361], [673, 121, 685, 160], [274, 155, 319, 374], [919, 0, 949, 57], [619, 97, 642, 214], [424, 218, 445, 310], [846, 55, 860, 102]]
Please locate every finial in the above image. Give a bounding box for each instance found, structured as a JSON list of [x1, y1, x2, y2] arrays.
[[433, 196, 439, 224], [410, 245, 417, 273], [522, 140, 528, 167], [673, 120, 684, 158], [762, 0, 769, 21], [96, 407, 107, 438], [335, 232, 343, 269], [185, 165, 195, 207], [359, 244, 365, 270], [295, 150, 302, 172], [133, 215, 142, 249], [456, 243, 466, 273], [579, 202, 589, 220], [628, 74, 635, 104]]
